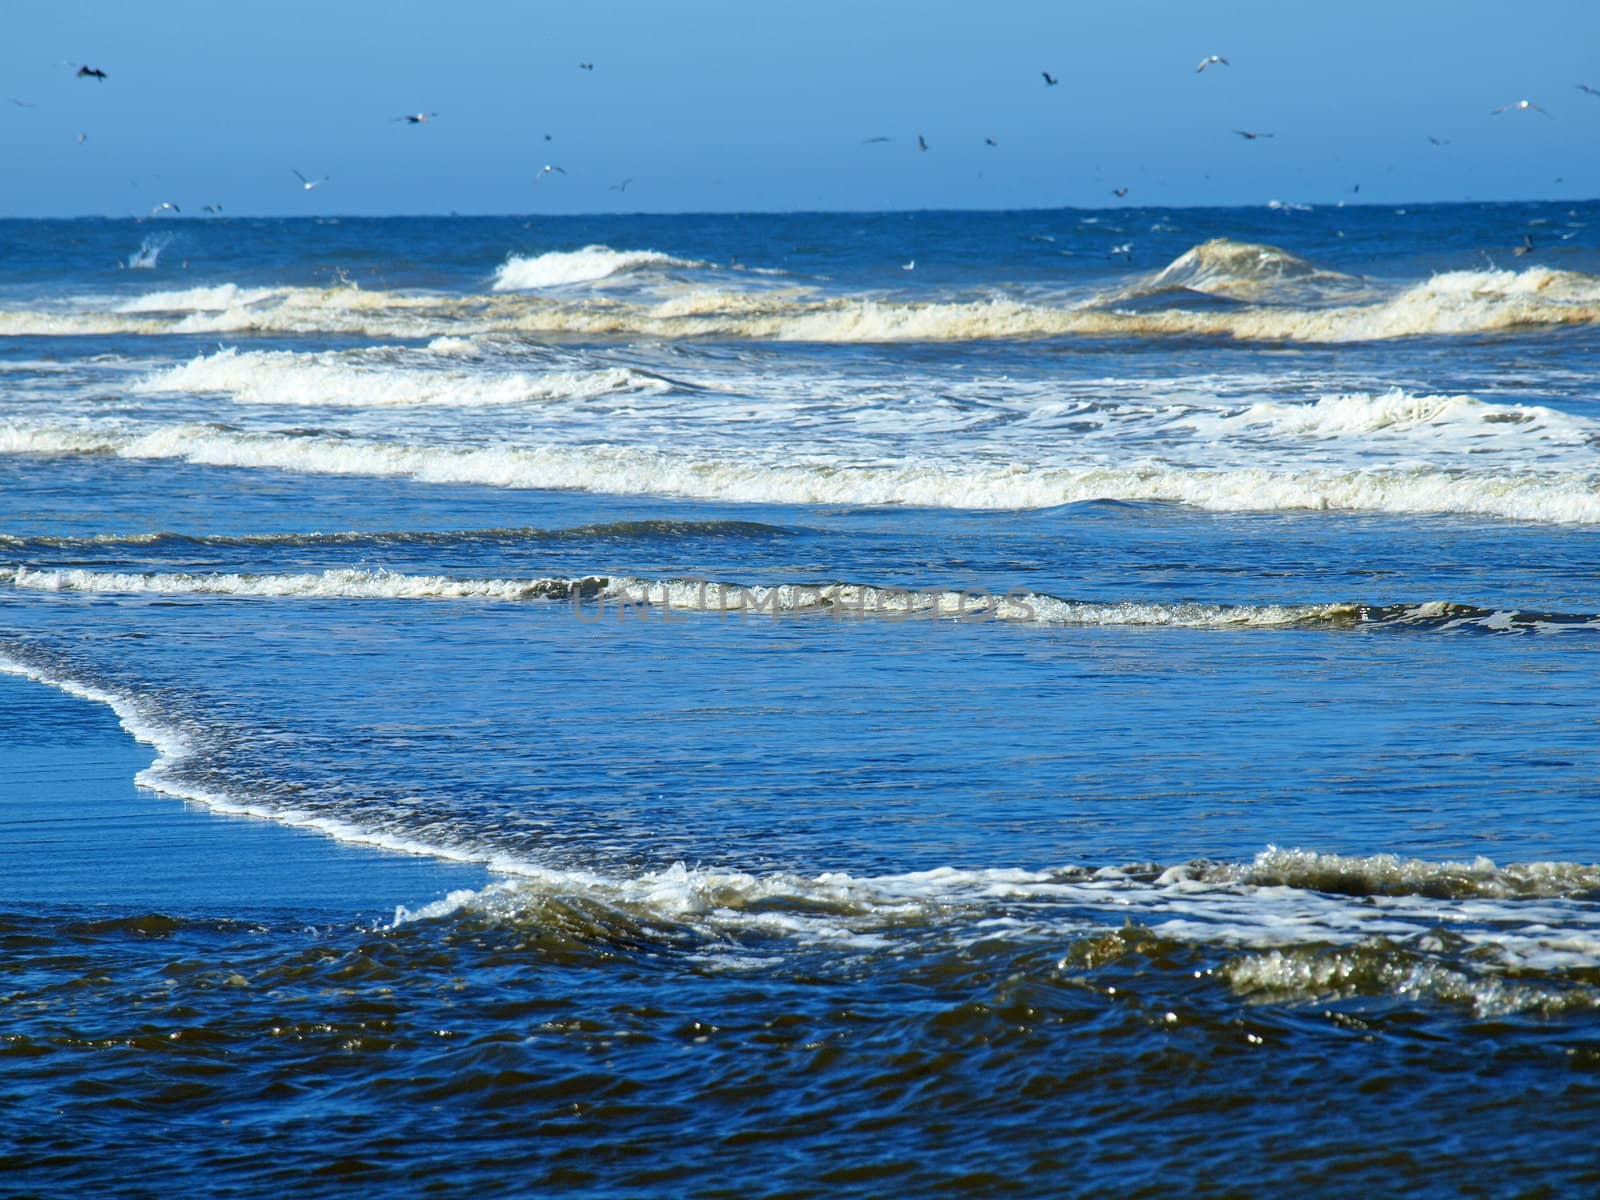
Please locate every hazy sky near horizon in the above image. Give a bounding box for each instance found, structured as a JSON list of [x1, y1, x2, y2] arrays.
[[4, 0, 1597, 218]]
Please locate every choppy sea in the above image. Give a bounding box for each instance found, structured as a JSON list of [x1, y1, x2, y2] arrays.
[[3, 205, 1599, 1196]]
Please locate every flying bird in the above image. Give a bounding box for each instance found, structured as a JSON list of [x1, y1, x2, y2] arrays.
[[1492, 100, 1551, 117], [917, 134, 928, 151], [203, 204, 223, 214], [1427, 135, 1451, 146], [579, 62, 594, 70], [985, 137, 999, 146], [149, 202, 179, 215], [394, 112, 437, 124], [609, 178, 632, 192], [536, 164, 567, 180], [862, 136, 891, 143], [1042, 71, 1059, 86], [1575, 84, 1600, 98], [10, 97, 36, 108], [1234, 129, 1274, 139], [75, 65, 108, 81], [292, 169, 328, 190], [1196, 55, 1229, 72], [1112, 187, 1129, 198], [1514, 234, 1535, 256], [77, 132, 87, 144], [901, 259, 915, 271]]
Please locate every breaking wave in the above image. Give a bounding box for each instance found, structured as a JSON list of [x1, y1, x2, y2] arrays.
[[1129, 237, 1373, 303], [131, 347, 671, 408], [5, 419, 1600, 523], [491, 245, 706, 291], [6, 247, 1599, 343], [9, 565, 1596, 635]]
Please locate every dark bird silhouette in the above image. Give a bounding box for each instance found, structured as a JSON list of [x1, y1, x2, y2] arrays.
[[985, 137, 999, 147], [1514, 234, 1535, 257], [1577, 84, 1600, 98], [579, 62, 594, 71], [203, 204, 223, 214], [76, 65, 108, 81], [10, 97, 37, 107], [1112, 187, 1129, 198], [393, 112, 438, 124], [1233, 129, 1274, 139], [1427, 135, 1451, 146], [1042, 71, 1059, 86], [609, 178, 632, 192], [917, 134, 928, 151], [862, 136, 891, 143]]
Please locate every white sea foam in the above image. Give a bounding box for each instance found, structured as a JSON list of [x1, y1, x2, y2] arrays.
[[131, 347, 669, 408], [490, 245, 705, 291], [4, 418, 1599, 523], [1, 565, 1364, 629], [115, 283, 279, 313], [15, 566, 1593, 634], [1190, 388, 1598, 447]]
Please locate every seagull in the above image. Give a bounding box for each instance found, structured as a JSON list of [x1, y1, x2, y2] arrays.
[[1234, 129, 1274, 139], [292, 170, 329, 190], [77, 132, 87, 144], [579, 62, 594, 71], [1112, 187, 1129, 197], [862, 136, 891, 143], [1514, 234, 1535, 256], [1492, 100, 1551, 117], [9, 97, 36, 108], [901, 259, 915, 270], [985, 137, 999, 146], [1577, 84, 1600, 97], [1042, 71, 1059, 86], [917, 134, 928, 151], [1196, 55, 1229, 72], [536, 164, 567, 180], [394, 112, 437, 124], [609, 178, 632, 192], [149, 202, 180, 216], [203, 204, 223, 214], [1427, 135, 1451, 146], [75, 65, 108, 81], [1109, 242, 1133, 259]]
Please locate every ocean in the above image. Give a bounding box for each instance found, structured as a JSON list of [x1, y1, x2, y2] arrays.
[[3, 204, 1599, 1195]]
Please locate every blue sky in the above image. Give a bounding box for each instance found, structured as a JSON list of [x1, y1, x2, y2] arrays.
[[4, 0, 1597, 217]]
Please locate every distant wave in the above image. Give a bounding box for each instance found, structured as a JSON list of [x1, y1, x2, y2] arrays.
[[491, 244, 706, 291], [5, 419, 1600, 523], [10, 565, 1597, 635], [1125, 237, 1373, 303], [132, 347, 671, 408], [7, 251, 1600, 343], [115, 283, 279, 313]]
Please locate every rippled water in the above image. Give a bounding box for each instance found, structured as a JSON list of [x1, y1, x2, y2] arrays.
[[3, 206, 1600, 1196]]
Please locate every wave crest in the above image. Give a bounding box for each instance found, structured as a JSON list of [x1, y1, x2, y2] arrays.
[[491, 245, 705, 291]]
